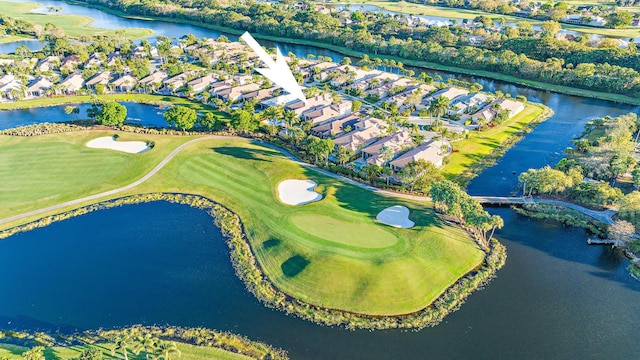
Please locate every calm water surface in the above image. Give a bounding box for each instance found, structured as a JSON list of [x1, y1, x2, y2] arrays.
[[1, 203, 638, 359], [0, 102, 167, 129]]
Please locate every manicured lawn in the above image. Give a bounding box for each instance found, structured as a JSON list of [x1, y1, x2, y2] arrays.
[[0, 131, 197, 219], [130, 138, 485, 315], [442, 103, 545, 179], [0, 133, 484, 316], [0, 34, 32, 44], [0, 1, 153, 39], [0, 342, 251, 359]]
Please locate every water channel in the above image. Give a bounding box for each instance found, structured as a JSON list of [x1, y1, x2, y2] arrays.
[[0, 1, 639, 358]]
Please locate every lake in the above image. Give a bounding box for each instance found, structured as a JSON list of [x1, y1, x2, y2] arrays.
[[0, 102, 168, 130]]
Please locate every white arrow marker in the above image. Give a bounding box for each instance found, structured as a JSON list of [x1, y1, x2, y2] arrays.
[[240, 31, 306, 104]]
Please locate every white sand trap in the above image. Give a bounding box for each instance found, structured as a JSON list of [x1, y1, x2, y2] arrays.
[[376, 205, 414, 229], [86, 136, 151, 154], [278, 179, 322, 205]]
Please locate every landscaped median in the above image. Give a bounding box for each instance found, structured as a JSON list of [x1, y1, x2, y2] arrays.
[[0, 130, 503, 330]]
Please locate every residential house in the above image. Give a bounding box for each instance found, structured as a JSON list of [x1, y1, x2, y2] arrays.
[[301, 102, 352, 125], [110, 74, 138, 92], [163, 71, 197, 92], [37, 56, 60, 72], [213, 82, 260, 102], [332, 117, 386, 153], [446, 92, 490, 116], [84, 53, 103, 67], [243, 87, 278, 105], [389, 139, 449, 170], [60, 55, 81, 70], [311, 112, 361, 138], [422, 87, 469, 105], [139, 70, 169, 90], [285, 93, 333, 116], [86, 71, 112, 90], [187, 73, 218, 93], [58, 73, 85, 95], [360, 129, 414, 166], [25, 77, 53, 97], [471, 98, 525, 124], [0, 75, 23, 100]]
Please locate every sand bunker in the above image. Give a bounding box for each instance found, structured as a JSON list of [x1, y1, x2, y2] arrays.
[[86, 136, 151, 154], [278, 179, 322, 206], [376, 205, 414, 229]]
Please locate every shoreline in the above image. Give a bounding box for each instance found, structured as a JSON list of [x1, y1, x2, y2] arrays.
[[63, 0, 640, 106], [0, 191, 505, 330]]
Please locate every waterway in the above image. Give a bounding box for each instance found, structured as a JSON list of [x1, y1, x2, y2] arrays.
[[0, 102, 168, 130], [0, 1, 639, 359]]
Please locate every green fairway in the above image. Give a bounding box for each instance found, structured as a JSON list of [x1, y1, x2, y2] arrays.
[[0, 131, 196, 219], [0, 133, 484, 316], [134, 138, 484, 315], [0, 342, 251, 360], [0, 1, 153, 39], [290, 213, 399, 248], [442, 103, 546, 180]]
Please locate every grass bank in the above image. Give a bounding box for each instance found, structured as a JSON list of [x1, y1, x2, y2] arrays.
[[0, 1, 152, 39], [0, 131, 485, 318], [0, 342, 250, 360], [0, 34, 33, 44], [443, 103, 552, 184], [64, 0, 640, 106]]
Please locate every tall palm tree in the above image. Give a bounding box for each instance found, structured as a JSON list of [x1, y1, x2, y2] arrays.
[[154, 341, 181, 360], [428, 95, 450, 129], [112, 335, 134, 360], [133, 334, 158, 360]]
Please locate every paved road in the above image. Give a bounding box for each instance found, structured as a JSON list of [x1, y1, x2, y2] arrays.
[[0, 136, 616, 227]]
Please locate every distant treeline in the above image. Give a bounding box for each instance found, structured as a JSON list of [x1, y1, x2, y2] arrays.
[[71, 0, 640, 98]]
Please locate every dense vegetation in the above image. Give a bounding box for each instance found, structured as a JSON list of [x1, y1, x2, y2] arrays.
[[0, 325, 286, 359], [70, 0, 640, 99]]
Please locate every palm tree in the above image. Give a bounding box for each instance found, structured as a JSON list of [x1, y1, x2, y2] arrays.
[[154, 341, 181, 360], [21, 347, 44, 360], [133, 334, 158, 360], [112, 335, 134, 360], [428, 96, 450, 129]]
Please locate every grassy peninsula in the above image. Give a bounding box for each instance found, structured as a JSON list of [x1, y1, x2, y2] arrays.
[[0, 130, 485, 317]]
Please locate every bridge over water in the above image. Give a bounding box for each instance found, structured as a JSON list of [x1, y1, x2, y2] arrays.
[[473, 196, 616, 225]]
